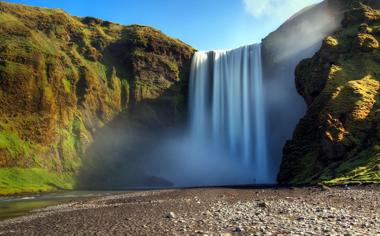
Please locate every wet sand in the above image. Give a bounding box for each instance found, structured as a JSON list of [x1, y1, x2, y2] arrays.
[[0, 191, 127, 220], [0, 186, 379, 235]]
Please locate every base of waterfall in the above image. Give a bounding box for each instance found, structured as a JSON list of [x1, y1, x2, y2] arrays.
[[1, 186, 379, 235]]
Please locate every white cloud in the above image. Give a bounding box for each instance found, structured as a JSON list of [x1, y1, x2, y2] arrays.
[[243, 0, 322, 20]]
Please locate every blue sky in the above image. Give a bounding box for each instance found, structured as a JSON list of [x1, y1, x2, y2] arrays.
[[3, 0, 321, 50]]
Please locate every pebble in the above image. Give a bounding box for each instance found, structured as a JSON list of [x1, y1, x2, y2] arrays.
[[1, 187, 378, 236], [233, 226, 243, 232], [257, 202, 268, 208], [166, 212, 176, 219]]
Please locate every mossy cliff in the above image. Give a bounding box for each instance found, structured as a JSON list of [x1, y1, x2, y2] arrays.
[[278, 0, 380, 185], [0, 2, 194, 194]]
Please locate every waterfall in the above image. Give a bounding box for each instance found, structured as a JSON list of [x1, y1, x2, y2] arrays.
[[189, 44, 271, 184]]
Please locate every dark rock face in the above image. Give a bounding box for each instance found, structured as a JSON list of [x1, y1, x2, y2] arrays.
[[0, 2, 194, 185], [261, 0, 343, 179], [278, 0, 380, 185]]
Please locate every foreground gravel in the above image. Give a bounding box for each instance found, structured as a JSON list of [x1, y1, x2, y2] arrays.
[[0, 186, 379, 236]]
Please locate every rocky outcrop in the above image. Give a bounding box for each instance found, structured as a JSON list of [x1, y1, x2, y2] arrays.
[[0, 2, 194, 194], [278, 0, 380, 185], [261, 0, 343, 178]]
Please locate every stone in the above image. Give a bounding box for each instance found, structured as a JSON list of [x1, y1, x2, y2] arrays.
[[257, 202, 268, 208], [233, 227, 243, 232], [319, 184, 332, 191], [166, 212, 176, 219]]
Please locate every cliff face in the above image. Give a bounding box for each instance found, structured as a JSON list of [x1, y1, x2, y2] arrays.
[[278, 0, 380, 185], [2, 0, 379, 193], [261, 0, 343, 179], [0, 2, 194, 194]]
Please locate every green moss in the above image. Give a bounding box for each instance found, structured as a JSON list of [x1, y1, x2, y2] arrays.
[[62, 78, 72, 93], [0, 12, 20, 24], [0, 168, 75, 195], [0, 124, 35, 161], [288, 152, 318, 184], [334, 24, 361, 47], [0, 121, 50, 168], [279, 1, 380, 185], [325, 36, 339, 47], [30, 31, 60, 55], [0, 131, 30, 159], [55, 117, 86, 171], [322, 150, 380, 185], [0, 61, 34, 79], [161, 57, 180, 81], [121, 79, 130, 109], [131, 48, 145, 58], [0, 1, 194, 195], [356, 33, 379, 51]]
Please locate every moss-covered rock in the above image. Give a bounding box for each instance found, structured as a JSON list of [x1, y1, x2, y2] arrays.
[[355, 33, 379, 51], [0, 2, 195, 194], [278, 0, 380, 185]]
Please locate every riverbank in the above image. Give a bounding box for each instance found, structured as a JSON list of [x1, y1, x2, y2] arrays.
[[0, 186, 379, 235], [0, 168, 75, 196], [0, 191, 127, 221]]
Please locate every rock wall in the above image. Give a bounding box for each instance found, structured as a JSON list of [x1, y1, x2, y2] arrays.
[[278, 0, 380, 185], [262, 0, 343, 180]]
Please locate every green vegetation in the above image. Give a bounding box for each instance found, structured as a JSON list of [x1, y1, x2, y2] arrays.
[[0, 1, 194, 195], [0, 130, 32, 160], [278, 0, 380, 185], [0, 121, 43, 168], [0, 168, 74, 195], [321, 150, 380, 185], [287, 152, 318, 185]]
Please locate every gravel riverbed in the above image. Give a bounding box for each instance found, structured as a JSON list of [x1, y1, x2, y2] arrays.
[[0, 186, 379, 236]]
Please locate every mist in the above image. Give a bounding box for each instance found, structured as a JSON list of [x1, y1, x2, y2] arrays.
[[77, 120, 256, 189], [78, 0, 343, 189], [263, 0, 343, 179], [264, 1, 342, 64]]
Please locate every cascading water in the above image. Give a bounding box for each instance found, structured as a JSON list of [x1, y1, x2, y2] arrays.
[[189, 44, 271, 184], [77, 2, 339, 189]]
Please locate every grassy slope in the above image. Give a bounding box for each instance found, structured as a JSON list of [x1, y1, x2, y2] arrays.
[[0, 168, 74, 195], [0, 2, 194, 195]]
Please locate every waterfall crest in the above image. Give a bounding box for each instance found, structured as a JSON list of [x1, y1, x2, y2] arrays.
[[189, 44, 271, 184]]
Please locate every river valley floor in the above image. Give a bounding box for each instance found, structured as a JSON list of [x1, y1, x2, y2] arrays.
[[0, 186, 379, 236]]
